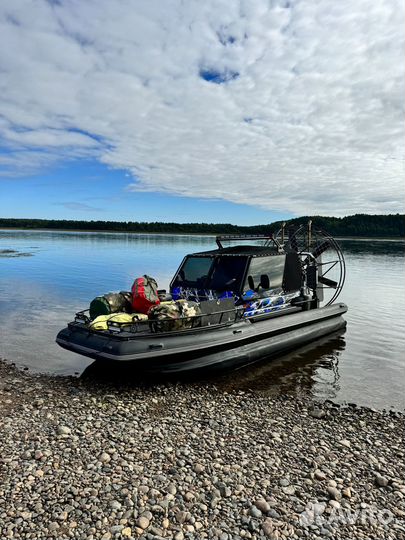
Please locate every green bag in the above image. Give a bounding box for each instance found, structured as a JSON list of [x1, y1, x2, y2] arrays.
[[89, 291, 132, 320]]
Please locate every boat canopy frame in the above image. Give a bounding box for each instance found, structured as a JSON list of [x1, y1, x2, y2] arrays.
[[215, 234, 283, 251], [169, 249, 289, 296]]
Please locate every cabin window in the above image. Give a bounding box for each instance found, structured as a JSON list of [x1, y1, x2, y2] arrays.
[[173, 256, 214, 287], [173, 255, 248, 292], [244, 255, 286, 292], [209, 256, 247, 292]]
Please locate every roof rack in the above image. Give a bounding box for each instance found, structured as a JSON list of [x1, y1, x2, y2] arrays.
[[215, 234, 282, 250]]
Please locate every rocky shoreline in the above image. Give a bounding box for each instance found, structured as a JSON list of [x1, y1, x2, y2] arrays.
[[0, 359, 404, 540]]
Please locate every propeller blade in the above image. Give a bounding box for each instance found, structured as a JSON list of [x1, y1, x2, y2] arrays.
[[318, 275, 338, 289], [312, 240, 330, 259]]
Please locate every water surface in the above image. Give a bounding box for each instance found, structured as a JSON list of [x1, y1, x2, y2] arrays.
[[0, 230, 404, 410]]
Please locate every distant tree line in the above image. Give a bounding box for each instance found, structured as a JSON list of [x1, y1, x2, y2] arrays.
[[0, 214, 404, 237], [266, 214, 405, 238]]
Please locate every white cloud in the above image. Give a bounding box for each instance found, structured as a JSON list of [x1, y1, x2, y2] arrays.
[[0, 0, 404, 215]]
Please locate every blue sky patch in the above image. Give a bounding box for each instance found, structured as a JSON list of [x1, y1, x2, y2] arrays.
[[199, 68, 239, 84]]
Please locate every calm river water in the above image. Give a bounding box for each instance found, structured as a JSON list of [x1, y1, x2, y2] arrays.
[[0, 229, 404, 410]]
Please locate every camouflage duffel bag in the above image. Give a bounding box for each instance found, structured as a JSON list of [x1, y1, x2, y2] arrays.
[[148, 300, 201, 332], [177, 299, 201, 327], [89, 291, 132, 320]]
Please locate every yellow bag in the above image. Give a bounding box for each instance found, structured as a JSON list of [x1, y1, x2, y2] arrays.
[[89, 312, 148, 331]]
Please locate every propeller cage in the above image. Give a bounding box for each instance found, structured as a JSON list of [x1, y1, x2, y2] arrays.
[[275, 222, 346, 306]]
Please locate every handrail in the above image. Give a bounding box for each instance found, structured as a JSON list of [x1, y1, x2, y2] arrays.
[[73, 306, 245, 335]]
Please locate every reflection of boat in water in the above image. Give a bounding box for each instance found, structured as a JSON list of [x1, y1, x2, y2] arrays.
[[215, 329, 346, 400], [57, 223, 347, 374]]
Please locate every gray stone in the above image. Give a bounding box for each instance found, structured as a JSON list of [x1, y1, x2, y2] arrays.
[[218, 484, 232, 497], [339, 439, 351, 448], [136, 516, 150, 529], [57, 425, 71, 435], [282, 485, 296, 496], [310, 409, 326, 419], [375, 475, 389, 487], [314, 470, 326, 481], [342, 487, 352, 498], [262, 518, 276, 537], [99, 452, 111, 463], [327, 487, 342, 501], [255, 499, 271, 513], [250, 505, 262, 518]]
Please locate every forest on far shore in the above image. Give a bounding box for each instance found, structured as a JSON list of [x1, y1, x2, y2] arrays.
[[0, 214, 404, 238]]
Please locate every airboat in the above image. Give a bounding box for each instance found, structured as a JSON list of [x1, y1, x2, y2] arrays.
[[56, 222, 347, 373]]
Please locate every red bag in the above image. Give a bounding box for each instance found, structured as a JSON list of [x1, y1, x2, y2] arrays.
[[131, 275, 160, 314]]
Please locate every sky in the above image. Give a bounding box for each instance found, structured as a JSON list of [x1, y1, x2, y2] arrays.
[[0, 0, 404, 225]]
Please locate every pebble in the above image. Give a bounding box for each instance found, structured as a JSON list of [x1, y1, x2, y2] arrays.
[[327, 487, 342, 501], [255, 498, 271, 513], [262, 518, 277, 537], [0, 360, 403, 540], [250, 505, 262, 518], [309, 408, 326, 419], [99, 452, 111, 463], [339, 439, 351, 448], [342, 487, 352, 498], [218, 484, 232, 497], [375, 475, 389, 487], [314, 470, 326, 481], [56, 425, 71, 435], [136, 516, 150, 529], [282, 485, 296, 495]]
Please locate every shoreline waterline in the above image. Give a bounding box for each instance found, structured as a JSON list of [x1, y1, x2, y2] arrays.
[[1, 227, 404, 241]]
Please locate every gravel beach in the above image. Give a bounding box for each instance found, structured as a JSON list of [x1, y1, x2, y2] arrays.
[[0, 359, 404, 540]]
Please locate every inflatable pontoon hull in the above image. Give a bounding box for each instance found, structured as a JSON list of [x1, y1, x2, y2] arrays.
[[56, 303, 347, 373]]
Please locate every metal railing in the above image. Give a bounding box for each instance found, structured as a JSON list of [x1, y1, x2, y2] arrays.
[[72, 307, 245, 336]]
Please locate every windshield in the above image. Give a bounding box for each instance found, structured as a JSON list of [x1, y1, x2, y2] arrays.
[[209, 256, 247, 291], [173, 256, 214, 288], [172, 255, 248, 292]]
